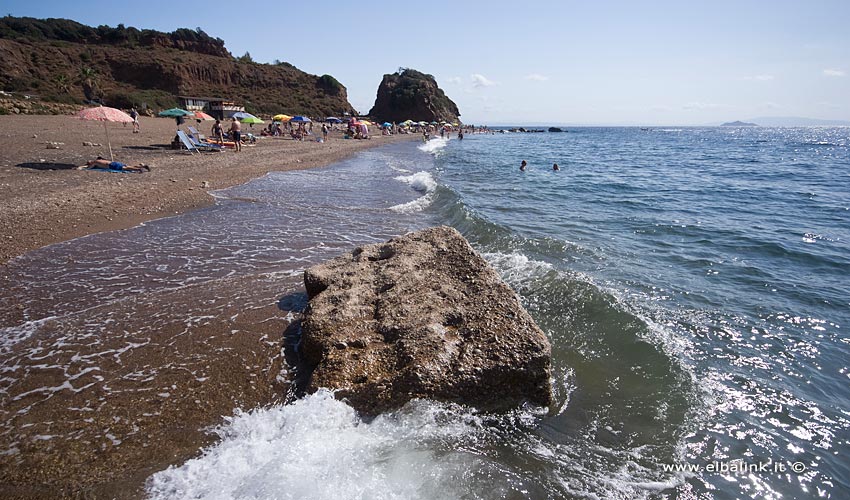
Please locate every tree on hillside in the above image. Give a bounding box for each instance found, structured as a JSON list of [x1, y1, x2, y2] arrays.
[[78, 66, 100, 101], [53, 74, 71, 94]]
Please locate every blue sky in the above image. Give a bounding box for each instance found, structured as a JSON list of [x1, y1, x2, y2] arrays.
[[4, 0, 849, 125]]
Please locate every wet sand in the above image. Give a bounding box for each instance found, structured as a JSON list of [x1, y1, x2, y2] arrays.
[[0, 115, 416, 499], [0, 115, 415, 265]]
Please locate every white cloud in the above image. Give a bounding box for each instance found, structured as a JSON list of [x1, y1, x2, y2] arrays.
[[682, 102, 721, 110], [524, 73, 549, 82], [446, 76, 462, 85], [743, 75, 774, 81], [823, 68, 845, 77], [471, 74, 496, 88]]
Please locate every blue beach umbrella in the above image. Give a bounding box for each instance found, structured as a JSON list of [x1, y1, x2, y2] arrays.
[[290, 116, 312, 123], [326, 117, 342, 123], [158, 108, 192, 117]]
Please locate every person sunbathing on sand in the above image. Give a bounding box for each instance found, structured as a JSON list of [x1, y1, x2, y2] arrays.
[[78, 157, 151, 173]]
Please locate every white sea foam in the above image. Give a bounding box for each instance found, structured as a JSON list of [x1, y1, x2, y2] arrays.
[[482, 251, 554, 287], [147, 390, 487, 500], [390, 171, 437, 213], [0, 317, 57, 355], [389, 194, 434, 214], [417, 137, 448, 154], [146, 390, 680, 500], [394, 171, 436, 193]]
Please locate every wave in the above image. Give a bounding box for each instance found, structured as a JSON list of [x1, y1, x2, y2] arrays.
[[390, 171, 437, 213], [146, 390, 686, 500], [417, 137, 448, 154], [393, 171, 436, 193]]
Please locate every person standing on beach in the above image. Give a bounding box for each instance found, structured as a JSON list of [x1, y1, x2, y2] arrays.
[[130, 108, 139, 133], [230, 117, 242, 152], [322, 123, 329, 142], [211, 119, 224, 143]]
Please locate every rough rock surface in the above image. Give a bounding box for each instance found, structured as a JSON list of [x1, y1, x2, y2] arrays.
[[300, 226, 552, 414], [368, 68, 460, 123]]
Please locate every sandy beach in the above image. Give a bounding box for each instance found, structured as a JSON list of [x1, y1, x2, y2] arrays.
[[0, 114, 416, 265], [0, 114, 418, 499]]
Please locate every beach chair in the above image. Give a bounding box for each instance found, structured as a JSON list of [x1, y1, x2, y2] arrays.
[[176, 131, 220, 153], [176, 130, 200, 154], [188, 126, 207, 141], [187, 133, 225, 151]]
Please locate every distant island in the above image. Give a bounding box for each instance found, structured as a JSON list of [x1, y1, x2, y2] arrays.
[[721, 121, 759, 127]]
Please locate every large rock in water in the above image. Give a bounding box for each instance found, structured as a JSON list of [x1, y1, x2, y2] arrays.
[[368, 68, 460, 124], [300, 226, 552, 414]]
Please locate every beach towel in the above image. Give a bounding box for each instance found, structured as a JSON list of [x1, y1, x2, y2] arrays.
[[86, 167, 139, 174]]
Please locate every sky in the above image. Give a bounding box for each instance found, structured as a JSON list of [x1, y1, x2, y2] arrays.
[[3, 0, 849, 125]]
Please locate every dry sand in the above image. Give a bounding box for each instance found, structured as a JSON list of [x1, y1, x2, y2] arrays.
[[0, 114, 416, 265]]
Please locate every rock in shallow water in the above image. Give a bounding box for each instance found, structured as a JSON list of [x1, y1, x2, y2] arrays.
[[300, 226, 552, 415]]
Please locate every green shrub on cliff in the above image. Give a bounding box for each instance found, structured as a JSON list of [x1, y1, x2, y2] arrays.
[[0, 16, 228, 57]]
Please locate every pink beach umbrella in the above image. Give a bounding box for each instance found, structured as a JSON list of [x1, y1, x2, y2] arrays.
[[77, 106, 134, 161]]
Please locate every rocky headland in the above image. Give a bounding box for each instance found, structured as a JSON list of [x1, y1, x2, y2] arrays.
[[300, 226, 553, 415], [369, 68, 460, 124]]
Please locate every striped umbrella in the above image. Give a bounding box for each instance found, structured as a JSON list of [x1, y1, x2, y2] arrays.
[[77, 106, 133, 161]]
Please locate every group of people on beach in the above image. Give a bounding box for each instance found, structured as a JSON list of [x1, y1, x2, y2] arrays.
[[520, 160, 560, 171], [207, 118, 243, 151]]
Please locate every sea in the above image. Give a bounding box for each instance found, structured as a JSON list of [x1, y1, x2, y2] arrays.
[[2, 127, 849, 499]]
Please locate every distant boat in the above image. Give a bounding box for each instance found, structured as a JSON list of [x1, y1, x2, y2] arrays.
[[640, 127, 652, 131]]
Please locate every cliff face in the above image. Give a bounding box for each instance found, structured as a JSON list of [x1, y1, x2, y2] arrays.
[[0, 17, 355, 117], [368, 69, 460, 123]]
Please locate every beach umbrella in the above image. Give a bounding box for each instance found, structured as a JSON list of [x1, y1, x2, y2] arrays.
[[158, 108, 192, 117], [232, 111, 257, 120], [382, 122, 392, 127], [77, 106, 133, 162], [289, 116, 312, 123], [401, 119, 415, 126], [194, 111, 214, 121], [430, 121, 438, 125], [239, 116, 264, 124], [326, 117, 342, 123], [360, 120, 374, 126], [273, 114, 292, 122]]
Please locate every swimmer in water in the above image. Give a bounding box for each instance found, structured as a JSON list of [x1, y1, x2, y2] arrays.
[[553, 163, 560, 171], [520, 160, 527, 171]]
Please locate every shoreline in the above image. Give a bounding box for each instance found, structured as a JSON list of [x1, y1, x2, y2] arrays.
[[0, 115, 419, 266], [0, 116, 422, 498]]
